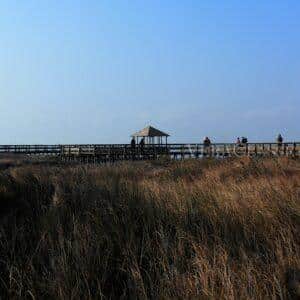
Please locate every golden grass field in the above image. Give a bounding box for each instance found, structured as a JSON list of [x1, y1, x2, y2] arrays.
[[0, 157, 299, 299]]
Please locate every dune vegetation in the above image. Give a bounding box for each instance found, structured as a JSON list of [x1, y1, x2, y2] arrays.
[[0, 157, 299, 299]]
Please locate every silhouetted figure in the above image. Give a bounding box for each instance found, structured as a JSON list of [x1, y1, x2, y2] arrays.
[[130, 137, 136, 160], [203, 137, 211, 147], [203, 137, 211, 156], [236, 137, 241, 145], [277, 134, 283, 146], [241, 137, 248, 144], [277, 134, 283, 154], [139, 137, 145, 155], [131, 137, 136, 149]]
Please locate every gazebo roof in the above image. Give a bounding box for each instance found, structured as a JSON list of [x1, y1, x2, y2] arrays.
[[131, 126, 169, 137]]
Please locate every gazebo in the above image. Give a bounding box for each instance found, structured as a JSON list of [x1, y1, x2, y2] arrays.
[[131, 126, 169, 145]]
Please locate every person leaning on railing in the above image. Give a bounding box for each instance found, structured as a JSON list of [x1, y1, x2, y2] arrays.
[[241, 137, 248, 144]]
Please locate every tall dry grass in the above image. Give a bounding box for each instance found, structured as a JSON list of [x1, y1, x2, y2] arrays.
[[0, 157, 299, 299]]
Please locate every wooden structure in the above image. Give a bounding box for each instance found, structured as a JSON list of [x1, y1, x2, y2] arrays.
[[0, 142, 299, 163], [131, 126, 169, 145]]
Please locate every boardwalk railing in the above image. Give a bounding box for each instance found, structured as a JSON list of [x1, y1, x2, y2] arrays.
[[167, 142, 300, 158], [0, 145, 61, 154], [0, 143, 299, 161]]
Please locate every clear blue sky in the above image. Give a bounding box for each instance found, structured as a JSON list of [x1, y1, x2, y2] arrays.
[[0, 1, 299, 143]]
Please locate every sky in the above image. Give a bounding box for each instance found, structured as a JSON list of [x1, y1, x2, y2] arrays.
[[0, 0, 299, 144]]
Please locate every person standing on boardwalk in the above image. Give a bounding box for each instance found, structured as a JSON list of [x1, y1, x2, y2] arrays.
[[203, 137, 211, 156], [131, 137, 136, 160], [203, 137, 211, 147], [277, 134, 283, 146], [139, 137, 145, 156], [131, 137, 136, 149], [277, 134, 283, 154]]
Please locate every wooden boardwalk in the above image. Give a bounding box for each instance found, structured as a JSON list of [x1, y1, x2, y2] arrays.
[[0, 142, 299, 162]]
